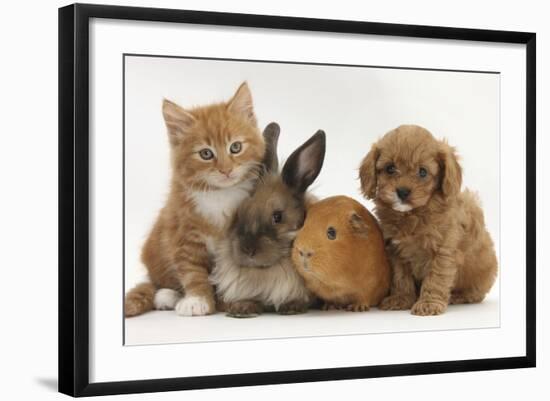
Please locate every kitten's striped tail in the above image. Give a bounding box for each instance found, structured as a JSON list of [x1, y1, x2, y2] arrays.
[[124, 282, 156, 317]]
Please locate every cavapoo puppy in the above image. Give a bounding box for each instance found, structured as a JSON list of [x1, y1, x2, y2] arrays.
[[359, 124, 497, 316]]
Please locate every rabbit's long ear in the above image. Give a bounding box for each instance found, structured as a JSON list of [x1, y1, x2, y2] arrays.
[[262, 122, 280, 173], [282, 130, 326, 194]]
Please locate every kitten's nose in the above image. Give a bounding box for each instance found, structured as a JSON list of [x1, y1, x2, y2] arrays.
[[219, 168, 233, 177], [396, 187, 411, 201]]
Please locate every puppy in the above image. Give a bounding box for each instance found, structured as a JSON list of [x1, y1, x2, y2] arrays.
[[359, 125, 497, 316]]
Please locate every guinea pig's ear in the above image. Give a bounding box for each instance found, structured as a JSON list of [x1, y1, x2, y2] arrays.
[[282, 130, 326, 194], [359, 144, 379, 200], [262, 122, 280, 173], [437, 140, 462, 199], [349, 213, 369, 238]]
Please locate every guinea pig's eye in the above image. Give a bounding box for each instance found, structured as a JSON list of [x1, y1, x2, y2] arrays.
[[327, 227, 337, 240], [385, 163, 396, 175], [198, 148, 214, 160], [418, 167, 428, 178], [229, 141, 242, 154], [272, 210, 283, 224]]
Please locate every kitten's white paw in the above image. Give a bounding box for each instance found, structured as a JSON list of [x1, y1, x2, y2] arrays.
[[154, 288, 180, 310], [175, 295, 213, 316]]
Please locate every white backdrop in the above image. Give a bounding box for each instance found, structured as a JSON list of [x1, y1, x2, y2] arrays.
[[91, 14, 522, 382], [0, 0, 547, 400], [124, 55, 501, 294]]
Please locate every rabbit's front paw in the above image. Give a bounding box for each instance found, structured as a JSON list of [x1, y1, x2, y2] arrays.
[[226, 301, 263, 318], [278, 300, 309, 315]]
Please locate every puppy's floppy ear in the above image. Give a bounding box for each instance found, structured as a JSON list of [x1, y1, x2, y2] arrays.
[[349, 212, 369, 238], [359, 144, 379, 199], [162, 99, 196, 146], [438, 140, 462, 198]]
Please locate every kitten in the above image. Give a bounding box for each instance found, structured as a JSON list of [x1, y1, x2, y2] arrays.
[[125, 82, 265, 317]]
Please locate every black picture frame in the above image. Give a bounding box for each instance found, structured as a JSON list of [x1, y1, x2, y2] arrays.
[[58, 3, 536, 397]]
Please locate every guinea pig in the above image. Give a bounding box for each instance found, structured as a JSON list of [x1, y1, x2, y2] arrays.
[[291, 195, 390, 311]]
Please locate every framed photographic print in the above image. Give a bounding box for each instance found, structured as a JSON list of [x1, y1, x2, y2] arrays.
[[58, 3, 536, 397]]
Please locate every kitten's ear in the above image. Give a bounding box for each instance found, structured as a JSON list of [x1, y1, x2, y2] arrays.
[[262, 122, 280, 173], [227, 82, 257, 125], [282, 130, 326, 194], [162, 99, 196, 145]]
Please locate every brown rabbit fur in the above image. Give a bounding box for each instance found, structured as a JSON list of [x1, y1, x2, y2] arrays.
[[211, 124, 326, 317], [292, 196, 390, 311], [359, 124, 498, 316], [124, 82, 265, 317]]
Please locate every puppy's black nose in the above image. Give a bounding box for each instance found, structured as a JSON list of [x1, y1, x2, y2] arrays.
[[396, 187, 411, 200]]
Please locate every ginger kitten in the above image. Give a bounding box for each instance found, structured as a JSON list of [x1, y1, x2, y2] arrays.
[[125, 82, 265, 317]]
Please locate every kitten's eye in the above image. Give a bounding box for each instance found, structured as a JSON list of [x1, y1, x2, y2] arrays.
[[327, 227, 337, 240], [272, 210, 283, 224], [418, 167, 428, 178], [385, 164, 396, 175], [230, 141, 242, 154], [198, 148, 214, 160]]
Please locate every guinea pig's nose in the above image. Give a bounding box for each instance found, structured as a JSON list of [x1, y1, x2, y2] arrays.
[[298, 248, 313, 258]]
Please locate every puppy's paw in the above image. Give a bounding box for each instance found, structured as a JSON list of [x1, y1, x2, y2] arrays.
[[378, 295, 415, 311], [345, 303, 370, 312], [277, 300, 309, 315], [154, 288, 181, 310], [226, 301, 263, 318], [411, 300, 447, 316], [175, 294, 215, 316]]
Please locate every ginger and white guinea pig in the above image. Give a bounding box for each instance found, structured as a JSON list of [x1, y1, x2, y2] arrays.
[[292, 195, 390, 311]]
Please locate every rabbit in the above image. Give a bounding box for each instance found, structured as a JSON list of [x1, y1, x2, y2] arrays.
[[210, 122, 326, 318], [292, 195, 391, 311]]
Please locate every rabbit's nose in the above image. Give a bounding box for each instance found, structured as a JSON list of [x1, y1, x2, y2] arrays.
[[241, 243, 257, 257]]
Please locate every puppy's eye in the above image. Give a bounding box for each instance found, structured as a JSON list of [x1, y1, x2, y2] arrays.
[[272, 210, 283, 224], [230, 141, 242, 154], [199, 148, 214, 160], [327, 227, 337, 240], [418, 167, 428, 178], [385, 164, 396, 175]]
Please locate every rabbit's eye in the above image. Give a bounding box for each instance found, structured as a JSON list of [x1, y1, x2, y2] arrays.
[[230, 141, 242, 154], [327, 227, 337, 240], [198, 148, 214, 160], [272, 210, 283, 224]]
